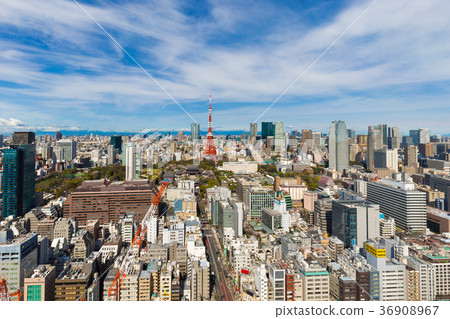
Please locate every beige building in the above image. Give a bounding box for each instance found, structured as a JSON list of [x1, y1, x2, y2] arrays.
[[138, 270, 152, 301], [160, 265, 172, 301], [73, 230, 95, 260], [190, 259, 210, 301], [24, 265, 56, 301], [53, 218, 75, 242]]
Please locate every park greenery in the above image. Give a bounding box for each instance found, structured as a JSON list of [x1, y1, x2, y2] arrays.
[[36, 164, 125, 197]]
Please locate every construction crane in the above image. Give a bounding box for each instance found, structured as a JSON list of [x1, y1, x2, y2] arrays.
[[106, 179, 169, 301], [0, 279, 22, 301]]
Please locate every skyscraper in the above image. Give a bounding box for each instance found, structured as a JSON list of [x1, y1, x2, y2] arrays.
[[329, 120, 349, 172], [261, 122, 274, 141], [274, 122, 284, 153], [302, 129, 313, 142], [250, 123, 257, 140], [55, 131, 62, 141], [388, 126, 402, 149], [2, 132, 36, 218], [404, 145, 419, 167], [331, 200, 380, 248], [409, 128, 430, 145], [110, 135, 122, 154], [379, 124, 388, 146], [367, 126, 382, 171], [125, 145, 142, 181], [374, 148, 398, 172], [367, 180, 426, 232], [419, 128, 430, 144], [56, 139, 77, 162], [191, 123, 200, 141]]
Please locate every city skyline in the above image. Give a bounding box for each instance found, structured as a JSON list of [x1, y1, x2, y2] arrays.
[[1, 0, 450, 134]]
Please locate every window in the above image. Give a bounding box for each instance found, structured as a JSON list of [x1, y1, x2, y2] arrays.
[[27, 285, 42, 301]]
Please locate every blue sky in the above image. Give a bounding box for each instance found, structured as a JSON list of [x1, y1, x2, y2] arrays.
[[0, 0, 449, 135]]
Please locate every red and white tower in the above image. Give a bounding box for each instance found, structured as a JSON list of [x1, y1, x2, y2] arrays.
[[201, 93, 217, 162]]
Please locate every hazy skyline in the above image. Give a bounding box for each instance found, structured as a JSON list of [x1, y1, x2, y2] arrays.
[[1, 0, 450, 134]]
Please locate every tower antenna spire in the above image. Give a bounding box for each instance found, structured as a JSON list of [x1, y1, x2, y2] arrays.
[[202, 93, 217, 162]]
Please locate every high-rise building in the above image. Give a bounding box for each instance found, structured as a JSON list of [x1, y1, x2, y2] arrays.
[[191, 123, 200, 141], [0, 234, 38, 292], [374, 148, 398, 172], [365, 240, 406, 301], [178, 131, 183, 142], [261, 207, 282, 231], [419, 128, 431, 144], [0, 134, 3, 148], [110, 135, 122, 154], [367, 126, 382, 171], [404, 145, 419, 167], [2, 132, 36, 218], [311, 131, 321, 146], [56, 139, 77, 162], [218, 199, 243, 239], [313, 198, 333, 235], [347, 129, 356, 139], [302, 129, 313, 142], [125, 145, 142, 181], [331, 200, 380, 248], [107, 145, 115, 165], [236, 177, 259, 203], [63, 180, 156, 226], [357, 134, 368, 146], [367, 180, 426, 232], [246, 187, 275, 220], [379, 124, 388, 146], [409, 128, 430, 145], [418, 143, 434, 157], [250, 123, 257, 140], [190, 259, 210, 301], [11, 132, 35, 145], [261, 122, 274, 140], [388, 126, 402, 149], [329, 120, 349, 172], [403, 256, 435, 301], [55, 131, 62, 141], [349, 144, 360, 162], [274, 122, 284, 153]]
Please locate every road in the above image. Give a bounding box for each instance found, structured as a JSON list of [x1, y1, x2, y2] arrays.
[[203, 227, 234, 301]]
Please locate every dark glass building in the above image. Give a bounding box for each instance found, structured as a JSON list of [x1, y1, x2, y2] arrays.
[[55, 131, 63, 141], [110, 135, 122, 154], [2, 132, 36, 218], [261, 122, 274, 140]]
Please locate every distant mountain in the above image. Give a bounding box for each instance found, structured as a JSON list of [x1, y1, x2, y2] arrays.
[[32, 129, 251, 137]]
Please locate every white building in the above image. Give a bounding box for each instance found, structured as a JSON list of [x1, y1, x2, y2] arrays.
[[254, 265, 268, 301], [366, 241, 406, 301], [125, 145, 142, 181], [221, 161, 258, 174], [121, 213, 135, 245], [145, 216, 158, 244], [162, 223, 185, 246]]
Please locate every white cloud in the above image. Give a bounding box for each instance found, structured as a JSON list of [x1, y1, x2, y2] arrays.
[[0, 117, 25, 127], [0, 0, 449, 132]]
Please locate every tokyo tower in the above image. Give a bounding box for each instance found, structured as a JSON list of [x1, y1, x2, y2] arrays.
[[201, 94, 217, 162]]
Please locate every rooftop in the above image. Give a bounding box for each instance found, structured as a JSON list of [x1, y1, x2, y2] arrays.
[[73, 179, 154, 193]]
